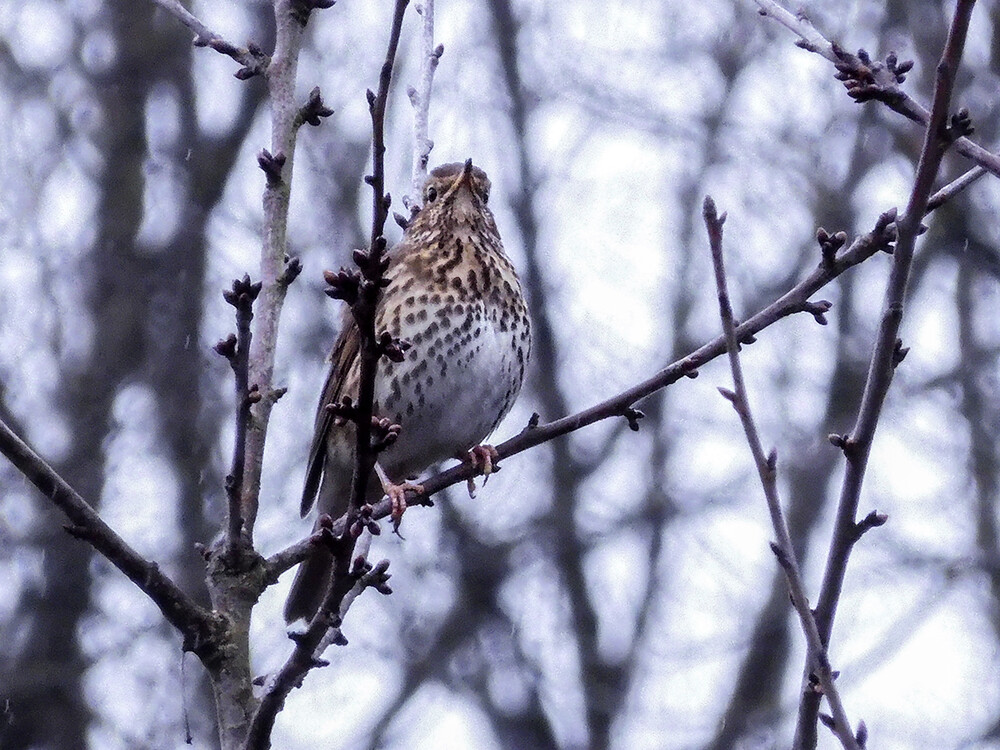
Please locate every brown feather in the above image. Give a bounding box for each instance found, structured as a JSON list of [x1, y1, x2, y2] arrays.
[[299, 312, 361, 517]]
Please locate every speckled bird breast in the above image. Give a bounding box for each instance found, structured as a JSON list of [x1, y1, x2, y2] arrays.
[[373, 219, 531, 480]]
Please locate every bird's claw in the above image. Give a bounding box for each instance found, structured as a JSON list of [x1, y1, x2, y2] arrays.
[[468, 445, 500, 475], [385, 481, 424, 530], [460, 445, 501, 498]]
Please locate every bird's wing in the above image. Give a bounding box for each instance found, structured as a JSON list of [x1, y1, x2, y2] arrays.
[[300, 312, 361, 517], [300, 237, 420, 517]]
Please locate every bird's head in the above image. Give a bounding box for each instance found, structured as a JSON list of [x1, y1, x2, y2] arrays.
[[419, 159, 492, 224]]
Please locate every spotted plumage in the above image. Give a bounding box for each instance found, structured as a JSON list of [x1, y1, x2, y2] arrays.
[[284, 161, 531, 623]]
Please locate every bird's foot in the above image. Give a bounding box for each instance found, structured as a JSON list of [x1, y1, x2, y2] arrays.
[[459, 445, 501, 498], [384, 480, 424, 525], [375, 463, 424, 528]]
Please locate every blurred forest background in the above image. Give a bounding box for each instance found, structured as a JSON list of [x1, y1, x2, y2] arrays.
[[2, 0, 1000, 748]]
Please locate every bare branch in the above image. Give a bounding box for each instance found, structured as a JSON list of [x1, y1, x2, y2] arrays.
[[704, 196, 860, 750], [754, 0, 1000, 182], [264, 534, 318, 581], [348, 0, 411, 518], [148, 0, 269, 78], [406, 0, 444, 210], [241, 0, 329, 540], [0, 417, 222, 657], [305, 201, 892, 527], [214, 275, 264, 553], [798, 2, 978, 745], [925, 163, 986, 212], [245, 3, 411, 745]]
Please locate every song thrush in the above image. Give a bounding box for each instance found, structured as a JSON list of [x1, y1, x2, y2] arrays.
[[284, 160, 531, 623]]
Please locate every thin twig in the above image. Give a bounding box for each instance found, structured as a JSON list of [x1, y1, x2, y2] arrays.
[[217, 276, 263, 554], [406, 0, 443, 209], [754, 0, 1000, 181], [148, 0, 269, 78], [926, 163, 986, 212], [797, 1, 978, 745], [704, 196, 860, 750], [349, 0, 410, 518]]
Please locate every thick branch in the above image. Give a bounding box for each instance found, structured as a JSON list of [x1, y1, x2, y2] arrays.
[[812, 0, 974, 650], [0, 417, 221, 656], [264, 536, 315, 581]]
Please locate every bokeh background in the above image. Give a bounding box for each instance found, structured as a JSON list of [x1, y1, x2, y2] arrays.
[[2, 0, 1000, 748]]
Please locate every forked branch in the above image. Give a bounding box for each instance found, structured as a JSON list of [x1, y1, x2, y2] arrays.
[[704, 196, 861, 750]]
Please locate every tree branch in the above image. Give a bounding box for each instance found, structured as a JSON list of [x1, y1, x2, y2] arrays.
[[325, 113, 972, 530], [406, 0, 443, 210], [346, 206, 894, 522], [241, 0, 333, 540], [148, 0, 269, 78], [754, 0, 1000, 181], [797, 1, 978, 745], [925, 163, 986, 212], [348, 0, 410, 519], [0, 417, 222, 657], [704, 196, 861, 750], [245, 3, 411, 745], [214, 276, 264, 553]]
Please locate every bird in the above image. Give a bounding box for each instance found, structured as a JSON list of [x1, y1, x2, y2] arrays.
[[284, 159, 531, 623]]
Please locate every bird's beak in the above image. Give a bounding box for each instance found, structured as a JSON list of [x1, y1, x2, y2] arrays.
[[444, 159, 476, 201]]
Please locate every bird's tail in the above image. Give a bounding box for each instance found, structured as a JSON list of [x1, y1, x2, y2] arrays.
[[284, 457, 381, 623], [283, 547, 333, 624]]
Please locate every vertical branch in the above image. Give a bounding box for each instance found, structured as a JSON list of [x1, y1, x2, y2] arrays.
[[240, 0, 315, 539], [799, 1, 977, 745], [406, 0, 443, 208], [244, 5, 410, 746], [217, 276, 264, 552], [202, 2, 326, 747], [704, 198, 862, 750], [348, 0, 410, 517]]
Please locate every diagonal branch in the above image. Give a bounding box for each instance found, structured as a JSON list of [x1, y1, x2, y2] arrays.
[[754, 0, 1000, 181], [241, 0, 333, 540], [148, 0, 269, 78], [0, 417, 222, 657], [356, 207, 896, 524], [331, 109, 980, 533], [704, 196, 861, 750], [797, 1, 978, 745]]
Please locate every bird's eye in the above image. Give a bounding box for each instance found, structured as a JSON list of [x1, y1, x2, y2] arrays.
[[425, 186, 438, 203], [481, 185, 490, 203]]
